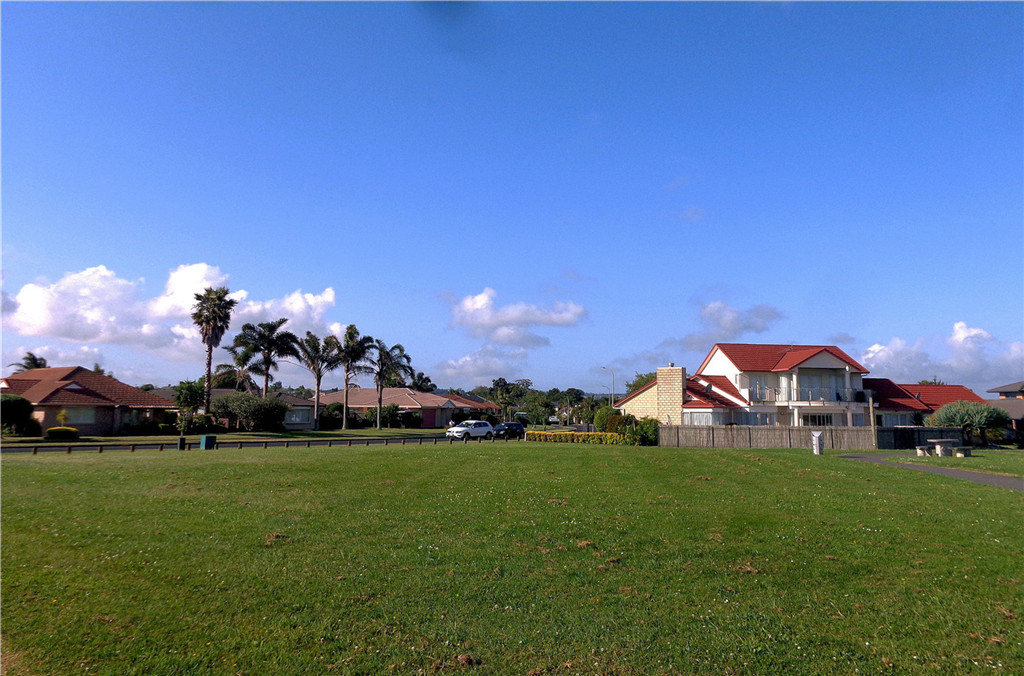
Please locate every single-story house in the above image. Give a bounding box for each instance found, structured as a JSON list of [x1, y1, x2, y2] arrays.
[[862, 378, 932, 426], [1, 366, 174, 436], [987, 381, 1024, 399], [318, 388, 502, 428], [442, 392, 502, 418], [152, 387, 317, 431], [987, 398, 1024, 436]]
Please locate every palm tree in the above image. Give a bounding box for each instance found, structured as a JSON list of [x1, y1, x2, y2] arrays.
[[211, 347, 260, 394], [367, 339, 415, 430], [230, 318, 299, 398], [338, 324, 374, 430], [8, 352, 48, 373], [410, 371, 436, 392], [191, 287, 238, 413], [291, 331, 344, 430]]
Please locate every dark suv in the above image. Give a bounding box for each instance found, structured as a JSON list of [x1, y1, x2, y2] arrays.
[[493, 422, 526, 440]]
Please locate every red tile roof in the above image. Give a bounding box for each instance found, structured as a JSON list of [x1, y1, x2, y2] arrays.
[[444, 393, 501, 411], [694, 375, 748, 405], [683, 377, 741, 409], [698, 343, 868, 374], [863, 378, 930, 412], [2, 367, 174, 408], [318, 387, 457, 410], [897, 384, 986, 412]]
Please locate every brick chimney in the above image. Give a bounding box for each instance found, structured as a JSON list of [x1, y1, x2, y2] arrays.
[[656, 363, 686, 425]]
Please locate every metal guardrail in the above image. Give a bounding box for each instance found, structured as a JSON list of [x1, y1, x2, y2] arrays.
[[2, 435, 526, 455]]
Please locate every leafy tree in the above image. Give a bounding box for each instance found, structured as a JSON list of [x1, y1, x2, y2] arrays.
[[928, 400, 1011, 446], [211, 392, 288, 432], [626, 371, 657, 393], [489, 378, 532, 421], [286, 385, 315, 400], [593, 405, 617, 432], [173, 379, 205, 435], [339, 325, 374, 430], [8, 352, 48, 373], [918, 376, 947, 385], [468, 385, 491, 400], [291, 331, 344, 430], [367, 340, 415, 429], [1, 394, 38, 436], [191, 287, 238, 413], [231, 318, 299, 398], [519, 389, 555, 425], [139, 384, 155, 391], [410, 371, 437, 392]]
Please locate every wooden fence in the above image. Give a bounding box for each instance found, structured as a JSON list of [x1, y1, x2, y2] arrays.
[[658, 425, 964, 451]]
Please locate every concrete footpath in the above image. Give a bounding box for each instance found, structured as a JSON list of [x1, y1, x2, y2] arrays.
[[841, 452, 1024, 492]]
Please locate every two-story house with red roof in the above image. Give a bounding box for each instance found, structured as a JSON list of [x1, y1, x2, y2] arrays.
[[617, 343, 872, 427], [617, 343, 988, 428]]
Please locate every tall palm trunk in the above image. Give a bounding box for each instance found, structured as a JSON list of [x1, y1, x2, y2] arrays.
[[313, 374, 322, 431], [376, 384, 384, 429], [343, 371, 352, 430], [204, 345, 214, 413]]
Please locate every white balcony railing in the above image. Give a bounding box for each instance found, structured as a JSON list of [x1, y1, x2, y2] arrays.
[[749, 387, 866, 403]]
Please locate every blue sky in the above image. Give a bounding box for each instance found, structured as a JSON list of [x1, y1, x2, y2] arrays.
[[3, 2, 1021, 397]]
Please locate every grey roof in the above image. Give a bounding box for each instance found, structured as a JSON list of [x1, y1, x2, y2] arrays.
[[987, 381, 1024, 394], [988, 398, 1024, 419]]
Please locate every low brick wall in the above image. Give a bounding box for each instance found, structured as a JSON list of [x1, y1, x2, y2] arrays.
[[658, 425, 964, 451]]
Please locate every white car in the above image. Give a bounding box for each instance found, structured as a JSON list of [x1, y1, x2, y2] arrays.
[[446, 420, 494, 440]]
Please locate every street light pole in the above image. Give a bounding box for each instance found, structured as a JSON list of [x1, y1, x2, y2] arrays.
[[602, 366, 615, 408]]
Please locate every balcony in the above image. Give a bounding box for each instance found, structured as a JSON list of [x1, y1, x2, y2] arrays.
[[749, 387, 866, 404]]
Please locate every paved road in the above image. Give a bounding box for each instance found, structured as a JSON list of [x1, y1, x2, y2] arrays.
[[841, 452, 1024, 491]]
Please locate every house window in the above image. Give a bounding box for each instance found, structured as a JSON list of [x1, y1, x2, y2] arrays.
[[801, 413, 833, 427], [740, 412, 776, 426], [681, 411, 729, 425], [63, 407, 96, 424], [285, 408, 311, 424], [749, 375, 769, 401]]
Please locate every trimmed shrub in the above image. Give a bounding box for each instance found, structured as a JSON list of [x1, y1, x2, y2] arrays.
[[605, 413, 626, 434], [525, 431, 627, 445], [399, 410, 423, 429], [45, 426, 80, 441], [620, 417, 660, 446]]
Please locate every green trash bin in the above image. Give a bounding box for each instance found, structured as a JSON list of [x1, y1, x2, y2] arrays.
[[199, 435, 217, 450]]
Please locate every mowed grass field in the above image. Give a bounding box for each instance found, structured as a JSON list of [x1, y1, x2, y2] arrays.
[[2, 444, 1022, 674]]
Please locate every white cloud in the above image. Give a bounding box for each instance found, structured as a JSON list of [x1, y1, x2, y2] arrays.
[[450, 287, 587, 347], [660, 301, 784, 353], [2, 264, 338, 373], [235, 288, 336, 336], [861, 321, 1023, 394], [148, 263, 231, 319], [438, 345, 527, 385], [8, 266, 150, 344]]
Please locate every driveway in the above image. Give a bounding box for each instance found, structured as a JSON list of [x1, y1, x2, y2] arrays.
[[841, 452, 1024, 491]]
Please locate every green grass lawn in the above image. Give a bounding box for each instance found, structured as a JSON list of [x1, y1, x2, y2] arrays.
[[2, 444, 1022, 674], [896, 448, 1024, 478]]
